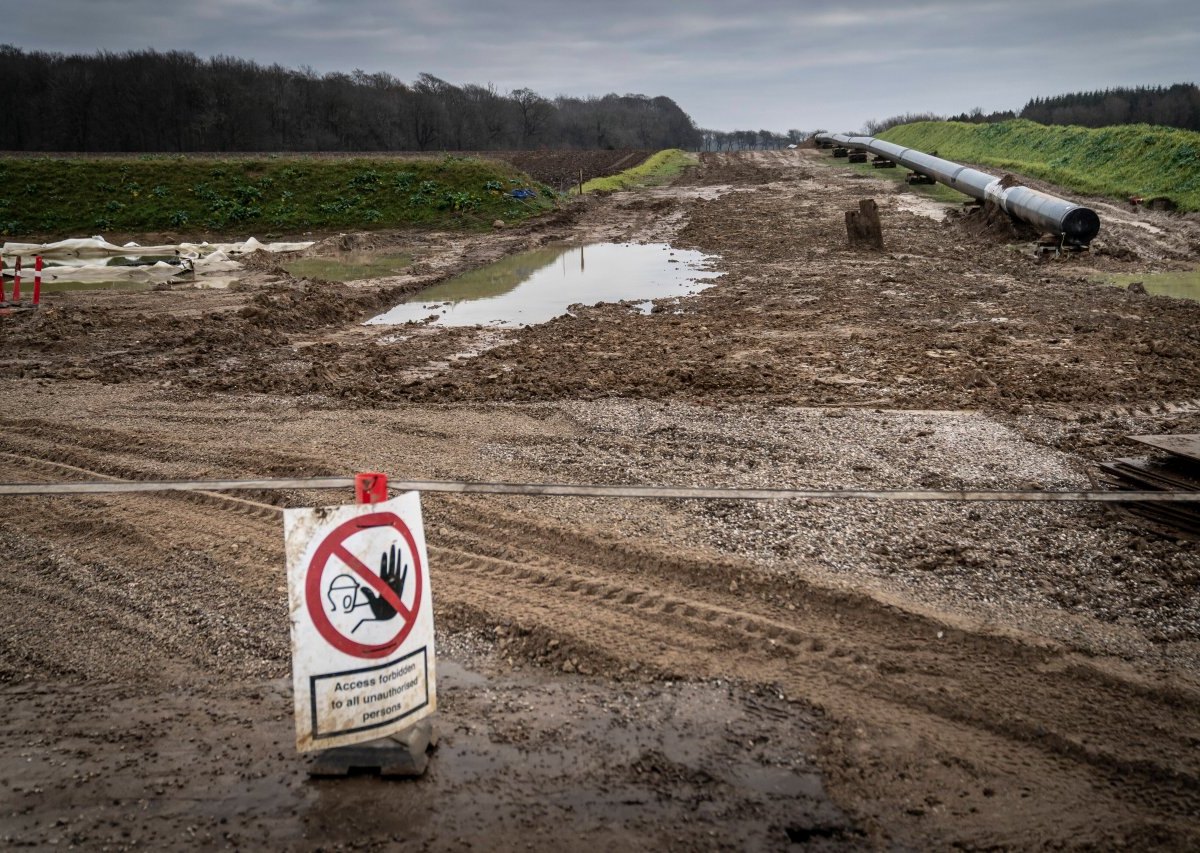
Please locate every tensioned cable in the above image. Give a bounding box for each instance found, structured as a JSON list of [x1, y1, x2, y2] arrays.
[[0, 476, 1195, 503]]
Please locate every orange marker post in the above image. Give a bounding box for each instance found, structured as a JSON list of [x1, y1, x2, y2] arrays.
[[33, 255, 42, 306]]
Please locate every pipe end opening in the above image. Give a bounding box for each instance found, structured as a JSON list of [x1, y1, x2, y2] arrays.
[[1063, 207, 1101, 244]]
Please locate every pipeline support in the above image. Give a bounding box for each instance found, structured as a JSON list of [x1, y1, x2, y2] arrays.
[[815, 133, 1100, 245]]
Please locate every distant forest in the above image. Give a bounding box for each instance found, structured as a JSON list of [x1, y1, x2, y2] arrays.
[[699, 129, 806, 151], [864, 83, 1200, 135], [0, 45, 703, 152], [1016, 84, 1200, 130]]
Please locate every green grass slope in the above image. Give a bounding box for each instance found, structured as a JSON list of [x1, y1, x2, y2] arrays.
[[580, 149, 696, 193], [879, 119, 1200, 211], [0, 155, 556, 238]]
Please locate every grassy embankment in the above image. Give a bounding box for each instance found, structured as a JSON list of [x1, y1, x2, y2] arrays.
[[879, 119, 1200, 211], [0, 155, 556, 238], [580, 149, 697, 193]]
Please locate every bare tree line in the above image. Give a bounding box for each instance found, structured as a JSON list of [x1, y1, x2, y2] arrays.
[[698, 129, 808, 151], [859, 113, 945, 137], [0, 45, 702, 152]]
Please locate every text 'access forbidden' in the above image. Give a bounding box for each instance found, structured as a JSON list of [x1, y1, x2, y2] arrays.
[[284, 492, 436, 752]]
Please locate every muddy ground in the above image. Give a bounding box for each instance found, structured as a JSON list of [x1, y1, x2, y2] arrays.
[[1, 149, 1199, 850]]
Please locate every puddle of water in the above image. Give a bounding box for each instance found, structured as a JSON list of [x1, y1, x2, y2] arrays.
[[1097, 269, 1200, 302], [39, 279, 155, 293], [104, 255, 181, 268], [284, 253, 412, 282], [2, 264, 178, 291], [40, 255, 185, 290], [3, 254, 228, 292], [367, 242, 720, 327]]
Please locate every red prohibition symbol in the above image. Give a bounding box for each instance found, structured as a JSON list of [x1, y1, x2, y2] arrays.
[[305, 512, 424, 659]]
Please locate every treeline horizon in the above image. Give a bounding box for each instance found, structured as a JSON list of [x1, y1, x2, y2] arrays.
[[862, 83, 1200, 136], [698, 129, 808, 151], [0, 45, 704, 153]]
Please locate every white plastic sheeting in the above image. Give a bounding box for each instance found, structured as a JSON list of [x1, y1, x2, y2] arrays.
[[0, 235, 313, 287], [1, 235, 313, 259]]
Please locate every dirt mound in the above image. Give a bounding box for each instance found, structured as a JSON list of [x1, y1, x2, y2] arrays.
[[682, 151, 781, 185], [946, 199, 1041, 243]]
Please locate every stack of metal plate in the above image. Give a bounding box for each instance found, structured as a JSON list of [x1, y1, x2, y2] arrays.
[[1100, 435, 1200, 536]]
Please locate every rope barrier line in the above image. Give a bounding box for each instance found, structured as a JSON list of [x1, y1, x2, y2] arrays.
[[0, 477, 356, 496], [0, 476, 1197, 503]]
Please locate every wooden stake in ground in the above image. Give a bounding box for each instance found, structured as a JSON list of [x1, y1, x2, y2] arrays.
[[845, 198, 884, 249]]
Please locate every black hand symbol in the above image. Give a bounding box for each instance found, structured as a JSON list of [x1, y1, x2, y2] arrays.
[[361, 543, 408, 622]]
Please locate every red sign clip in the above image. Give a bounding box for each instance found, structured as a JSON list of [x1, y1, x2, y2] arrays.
[[354, 472, 389, 505]]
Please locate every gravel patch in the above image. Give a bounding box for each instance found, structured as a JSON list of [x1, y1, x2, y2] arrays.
[[482, 399, 1200, 670]]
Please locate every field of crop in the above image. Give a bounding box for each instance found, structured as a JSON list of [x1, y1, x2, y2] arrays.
[[0, 155, 557, 238], [880, 119, 1200, 211]]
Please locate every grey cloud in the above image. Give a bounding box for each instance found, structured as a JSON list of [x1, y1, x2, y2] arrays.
[[0, 0, 1195, 130]]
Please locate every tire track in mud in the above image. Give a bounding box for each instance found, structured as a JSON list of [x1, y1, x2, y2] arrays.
[[2, 422, 1199, 845], [1067, 396, 1200, 421], [0, 539, 187, 681], [0, 415, 338, 484], [429, 510, 1200, 845], [441, 504, 1200, 765], [0, 443, 292, 684], [438, 491, 1200, 796], [5, 428, 1200, 753]]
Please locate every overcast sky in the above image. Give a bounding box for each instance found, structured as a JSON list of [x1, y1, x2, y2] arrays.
[[3, 0, 1197, 132]]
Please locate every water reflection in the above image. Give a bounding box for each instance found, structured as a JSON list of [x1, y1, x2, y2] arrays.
[[283, 253, 412, 282], [367, 242, 720, 327], [1099, 269, 1200, 302], [40, 279, 155, 293]]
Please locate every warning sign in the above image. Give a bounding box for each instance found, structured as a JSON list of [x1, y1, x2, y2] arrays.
[[284, 492, 436, 752]]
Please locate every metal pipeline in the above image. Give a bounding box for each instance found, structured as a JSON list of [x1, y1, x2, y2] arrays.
[[814, 133, 1100, 244]]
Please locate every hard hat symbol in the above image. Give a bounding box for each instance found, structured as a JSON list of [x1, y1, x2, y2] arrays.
[[327, 574, 362, 614]]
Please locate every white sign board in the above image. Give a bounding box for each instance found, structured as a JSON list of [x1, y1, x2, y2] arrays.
[[284, 492, 436, 752]]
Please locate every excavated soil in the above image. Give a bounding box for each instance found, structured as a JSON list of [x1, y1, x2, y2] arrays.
[[1, 150, 1199, 850]]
